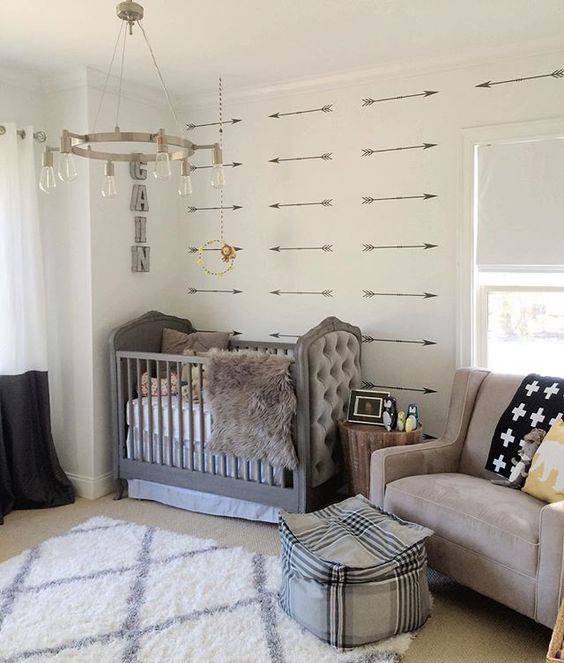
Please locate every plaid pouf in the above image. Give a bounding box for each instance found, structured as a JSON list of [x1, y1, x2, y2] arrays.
[[278, 495, 433, 649]]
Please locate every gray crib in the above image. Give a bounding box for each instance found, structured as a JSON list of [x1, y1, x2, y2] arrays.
[[110, 311, 361, 513]]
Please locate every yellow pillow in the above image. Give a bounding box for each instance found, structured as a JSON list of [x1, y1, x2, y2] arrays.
[[523, 419, 564, 503]]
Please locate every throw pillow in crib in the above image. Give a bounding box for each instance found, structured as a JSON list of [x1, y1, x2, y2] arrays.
[[161, 328, 230, 355], [139, 371, 178, 397]]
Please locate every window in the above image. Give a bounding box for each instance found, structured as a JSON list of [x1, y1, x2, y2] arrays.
[[470, 134, 564, 374]]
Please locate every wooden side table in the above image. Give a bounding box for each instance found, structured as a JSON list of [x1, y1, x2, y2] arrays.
[[338, 421, 424, 498]]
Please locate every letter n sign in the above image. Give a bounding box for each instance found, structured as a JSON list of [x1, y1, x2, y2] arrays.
[[131, 246, 150, 272]]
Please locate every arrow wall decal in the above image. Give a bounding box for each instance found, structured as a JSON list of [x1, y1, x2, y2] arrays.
[[270, 289, 333, 297], [363, 243, 437, 251], [362, 380, 437, 395], [270, 244, 333, 252], [270, 199, 333, 209], [269, 153, 332, 163], [186, 118, 242, 130], [190, 162, 242, 170], [362, 143, 437, 156], [187, 288, 243, 295], [270, 333, 300, 339], [476, 68, 564, 88], [362, 90, 438, 106], [199, 329, 243, 336], [187, 205, 243, 213], [362, 194, 437, 203], [362, 335, 436, 346], [188, 246, 244, 254], [269, 104, 333, 118], [363, 291, 437, 299]]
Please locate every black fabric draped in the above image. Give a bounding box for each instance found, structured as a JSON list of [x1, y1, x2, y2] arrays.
[[0, 371, 74, 523]]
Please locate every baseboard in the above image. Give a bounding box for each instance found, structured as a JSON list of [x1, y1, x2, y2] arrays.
[[66, 471, 113, 500]]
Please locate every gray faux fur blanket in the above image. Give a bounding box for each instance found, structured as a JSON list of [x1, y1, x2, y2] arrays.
[[206, 350, 298, 469]]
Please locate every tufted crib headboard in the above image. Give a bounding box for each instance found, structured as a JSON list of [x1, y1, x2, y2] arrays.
[[294, 316, 362, 510]]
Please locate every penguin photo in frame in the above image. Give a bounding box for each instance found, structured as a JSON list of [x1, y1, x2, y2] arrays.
[[347, 389, 390, 426]]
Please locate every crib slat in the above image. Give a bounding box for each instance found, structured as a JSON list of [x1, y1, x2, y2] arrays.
[[156, 360, 163, 465], [176, 361, 184, 469], [267, 463, 274, 486], [127, 359, 134, 460], [198, 363, 206, 473], [147, 359, 153, 463], [167, 362, 173, 466], [136, 358, 144, 462], [186, 363, 194, 471]]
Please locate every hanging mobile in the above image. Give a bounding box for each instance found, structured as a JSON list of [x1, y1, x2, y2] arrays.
[[196, 77, 237, 278]]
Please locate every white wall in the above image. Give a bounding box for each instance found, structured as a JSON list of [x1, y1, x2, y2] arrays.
[[178, 50, 564, 437]]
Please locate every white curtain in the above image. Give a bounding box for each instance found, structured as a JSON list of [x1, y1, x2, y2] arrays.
[[0, 123, 48, 375]]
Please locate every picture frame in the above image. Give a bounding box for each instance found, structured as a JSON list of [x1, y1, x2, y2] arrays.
[[346, 389, 390, 426]]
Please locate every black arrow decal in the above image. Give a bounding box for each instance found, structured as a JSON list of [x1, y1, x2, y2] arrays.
[[363, 243, 437, 251], [362, 335, 436, 346], [270, 289, 333, 297], [269, 333, 300, 339], [190, 162, 243, 170], [362, 380, 437, 395], [187, 205, 243, 213], [270, 244, 333, 252], [269, 104, 333, 118], [362, 194, 437, 203], [362, 143, 437, 156], [270, 199, 333, 209], [269, 153, 332, 163], [362, 90, 438, 106], [187, 288, 243, 295], [476, 68, 564, 88], [188, 246, 244, 254], [186, 118, 242, 130], [363, 291, 437, 299], [198, 329, 243, 336]]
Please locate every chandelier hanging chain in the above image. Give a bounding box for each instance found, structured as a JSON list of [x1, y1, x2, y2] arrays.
[[92, 20, 126, 134], [136, 19, 182, 135], [218, 76, 224, 239], [115, 19, 128, 129]]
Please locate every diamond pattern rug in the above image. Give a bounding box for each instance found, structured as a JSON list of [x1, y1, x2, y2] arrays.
[[0, 517, 414, 662]]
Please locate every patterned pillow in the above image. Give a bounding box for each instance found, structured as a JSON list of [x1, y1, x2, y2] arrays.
[[523, 419, 564, 503], [139, 371, 178, 397]]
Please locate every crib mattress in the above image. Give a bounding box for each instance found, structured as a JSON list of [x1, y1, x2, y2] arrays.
[[125, 397, 282, 485]]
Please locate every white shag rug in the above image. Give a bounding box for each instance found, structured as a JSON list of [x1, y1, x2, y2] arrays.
[[0, 517, 416, 662]]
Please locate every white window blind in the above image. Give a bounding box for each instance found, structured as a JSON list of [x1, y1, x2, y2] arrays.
[[476, 137, 564, 270]]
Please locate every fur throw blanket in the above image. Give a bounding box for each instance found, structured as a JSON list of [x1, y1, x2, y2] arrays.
[[205, 350, 298, 469]]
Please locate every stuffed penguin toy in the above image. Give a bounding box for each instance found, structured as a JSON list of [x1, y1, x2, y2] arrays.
[[383, 397, 397, 432], [406, 403, 419, 432]]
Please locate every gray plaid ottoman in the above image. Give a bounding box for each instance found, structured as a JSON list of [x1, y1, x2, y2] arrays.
[[279, 494, 433, 649]]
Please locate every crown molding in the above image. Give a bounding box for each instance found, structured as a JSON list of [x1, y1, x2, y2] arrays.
[[178, 36, 564, 111]]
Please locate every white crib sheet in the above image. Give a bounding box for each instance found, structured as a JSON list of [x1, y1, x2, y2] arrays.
[[125, 397, 282, 485]]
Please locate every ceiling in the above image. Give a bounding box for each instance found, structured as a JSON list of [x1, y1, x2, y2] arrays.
[[1, 1, 563, 98]]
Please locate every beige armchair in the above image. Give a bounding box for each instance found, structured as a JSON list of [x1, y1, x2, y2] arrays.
[[370, 368, 564, 629]]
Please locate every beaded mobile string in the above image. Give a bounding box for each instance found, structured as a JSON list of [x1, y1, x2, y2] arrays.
[[196, 77, 237, 277]]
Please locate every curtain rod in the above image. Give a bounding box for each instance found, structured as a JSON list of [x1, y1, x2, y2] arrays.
[[0, 126, 47, 142]]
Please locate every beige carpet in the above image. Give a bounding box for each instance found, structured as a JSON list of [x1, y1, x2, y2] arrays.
[[0, 496, 551, 662]]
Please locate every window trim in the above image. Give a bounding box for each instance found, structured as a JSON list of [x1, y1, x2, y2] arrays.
[[458, 118, 564, 369]]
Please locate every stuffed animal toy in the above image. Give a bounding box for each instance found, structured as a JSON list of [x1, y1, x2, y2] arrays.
[[492, 428, 546, 489], [383, 397, 397, 432], [405, 403, 419, 432], [396, 411, 406, 432]]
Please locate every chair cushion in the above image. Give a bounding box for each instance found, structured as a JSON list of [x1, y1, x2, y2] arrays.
[[384, 473, 545, 576]]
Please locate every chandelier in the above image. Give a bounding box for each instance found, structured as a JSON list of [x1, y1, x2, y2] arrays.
[[39, 0, 224, 198]]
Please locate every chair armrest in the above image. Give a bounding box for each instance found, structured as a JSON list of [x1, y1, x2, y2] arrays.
[[537, 500, 564, 628], [369, 367, 489, 507]]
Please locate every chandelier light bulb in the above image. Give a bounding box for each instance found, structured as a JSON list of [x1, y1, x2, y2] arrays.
[[154, 151, 171, 180], [210, 163, 226, 189], [101, 161, 117, 198], [58, 152, 78, 183], [39, 148, 56, 193], [178, 159, 193, 197]]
